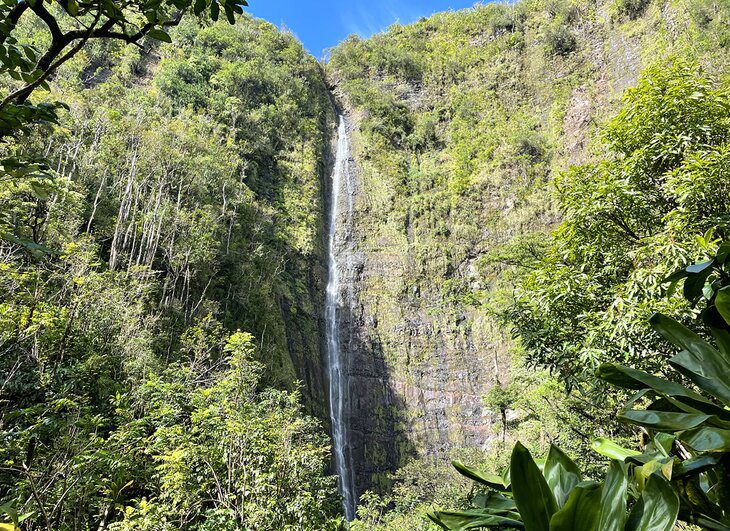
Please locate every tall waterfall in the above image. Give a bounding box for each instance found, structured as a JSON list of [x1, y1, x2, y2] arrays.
[[325, 115, 356, 520]]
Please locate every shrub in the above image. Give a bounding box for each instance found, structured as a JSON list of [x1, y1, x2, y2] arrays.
[[615, 0, 651, 20], [544, 24, 577, 57]]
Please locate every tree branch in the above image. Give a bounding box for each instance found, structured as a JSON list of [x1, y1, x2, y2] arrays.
[[1, 2, 183, 109], [28, 0, 65, 43], [0, 1, 29, 45], [3, 11, 102, 107]]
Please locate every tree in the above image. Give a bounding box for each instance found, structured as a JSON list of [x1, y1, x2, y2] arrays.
[[0, 0, 247, 183], [508, 59, 730, 387]]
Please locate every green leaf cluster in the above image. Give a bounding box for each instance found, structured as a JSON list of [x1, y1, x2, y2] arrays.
[[430, 244, 730, 530], [429, 442, 680, 531]]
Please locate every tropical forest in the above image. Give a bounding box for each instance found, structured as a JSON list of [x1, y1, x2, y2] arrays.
[[0, 0, 729, 528]]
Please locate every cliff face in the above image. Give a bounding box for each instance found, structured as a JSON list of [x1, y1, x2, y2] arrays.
[[328, 0, 729, 494]]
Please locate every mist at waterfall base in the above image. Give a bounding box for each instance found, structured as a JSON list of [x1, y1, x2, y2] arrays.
[[325, 117, 357, 520]]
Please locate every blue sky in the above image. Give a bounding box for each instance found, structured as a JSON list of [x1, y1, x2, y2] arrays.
[[247, 0, 482, 58]]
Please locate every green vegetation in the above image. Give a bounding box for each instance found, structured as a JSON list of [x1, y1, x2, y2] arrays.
[[431, 247, 730, 528], [2, 0, 730, 528], [0, 9, 340, 530], [509, 59, 730, 385], [0, 0, 246, 210], [413, 59, 730, 531]]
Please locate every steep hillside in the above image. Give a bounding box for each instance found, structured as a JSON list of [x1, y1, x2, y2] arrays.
[[0, 15, 342, 528], [328, 0, 730, 495], [37, 15, 335, 407]]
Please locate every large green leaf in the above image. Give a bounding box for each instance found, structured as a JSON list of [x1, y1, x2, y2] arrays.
[[688, 515, 730, 531], [625, 475, 679, 531], [511, 442, 557, 531], [596, 364, 729, 418], [474, 492, 517, 512], [597, 363, 694, 395], [683, 265, 713, 303], [452, 461, 510, 491], [548, 482, 601, 531], [596, 460, 628, 531], [673, 454, 722, 478], [590, 438, 641, 461], [680, 426, 730, 452], [669, 350, 730, 407], [618, 410, 714, 431], [663, 394, 730, 421], [427, 510, 525, 529], [543, 445, 581, 508], [717, 243, 730, 264], [716, 286, 730, 327], [649, 313, 721, 362], [633, 458, 673, 488], [709, 326, 730, 360], [650, 313, 730, 406], [652, 433, 675, 457], [147, 28, 172, 43], [193, 0, 206, 15], [686, 259, 715, 274]]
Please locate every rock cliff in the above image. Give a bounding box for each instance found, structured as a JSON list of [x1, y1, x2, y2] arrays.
[[327, 0, 729, 496]]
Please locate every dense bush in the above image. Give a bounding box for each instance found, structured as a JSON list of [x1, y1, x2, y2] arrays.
[[508, 60, 730, 386], [0, 16, 340, 530], [544, 24, 577, 56], [614, 0, 651, 19]]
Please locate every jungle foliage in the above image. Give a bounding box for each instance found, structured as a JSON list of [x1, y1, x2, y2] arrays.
[[431, 247, 730, 529], [0, 0, 247, 211], [0, 10, 341, 531]]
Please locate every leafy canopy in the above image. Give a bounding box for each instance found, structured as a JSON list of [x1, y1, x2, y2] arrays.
[[509, 60, 730, 386]]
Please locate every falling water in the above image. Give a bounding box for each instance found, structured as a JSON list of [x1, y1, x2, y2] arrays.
[[325, 116, 356, 520]]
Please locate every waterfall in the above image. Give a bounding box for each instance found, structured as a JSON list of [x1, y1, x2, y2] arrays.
[[326, 115, 356, 520]]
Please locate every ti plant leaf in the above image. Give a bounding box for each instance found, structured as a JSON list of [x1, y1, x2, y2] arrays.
[[715, 286, 730, 327], [596, 460, 629, 531], [626, 475, 679, 531], [510, 442, 557, 531], [548, 482, 601, 531], [596, 363, 730, 419], [680, 426, 730, 452], [590, 438, 641, 461], [427, 510, 524, 530], [543, 445, 581, 508], [473, 492, 517, 512], [650, 313, 730, 406], [452, 461, 511, 491], [618, 410, 718, 432]]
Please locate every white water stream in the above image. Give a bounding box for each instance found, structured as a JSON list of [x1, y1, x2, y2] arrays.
[[325, 115, 356, 520]]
